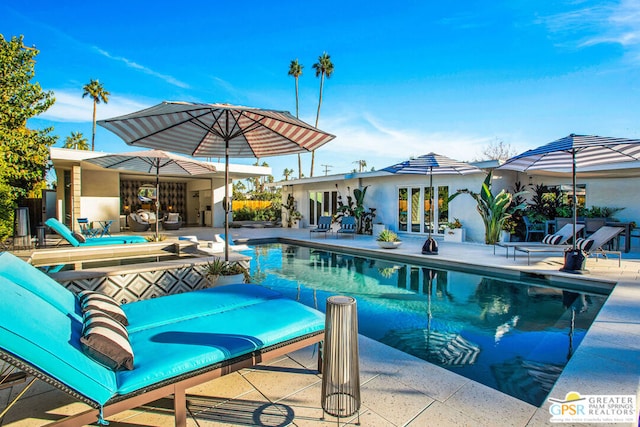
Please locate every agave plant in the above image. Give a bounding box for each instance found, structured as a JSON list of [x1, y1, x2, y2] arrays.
[[449, 173, 526, 244]]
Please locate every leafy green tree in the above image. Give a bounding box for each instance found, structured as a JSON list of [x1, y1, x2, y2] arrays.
[[353, 160, 367, 172], [0, 34, 56, 239], [63, 131, 89, 150], [311, 52, 334, 177], [82, 79, 110, 151], [288, 59, 304, 178]]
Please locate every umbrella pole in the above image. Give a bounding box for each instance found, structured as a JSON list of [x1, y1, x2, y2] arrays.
[[560, 149, 587, 273], [224, 141, 230, 262], [155, 164, 160, 241], [428, 167, 433, 240]]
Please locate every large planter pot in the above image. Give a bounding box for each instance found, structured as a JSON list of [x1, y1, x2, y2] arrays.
[[377, 241, 403, 249], [443, 228, 465, 242], [500, 230, 511, 242], [209, 273, 245, 287]]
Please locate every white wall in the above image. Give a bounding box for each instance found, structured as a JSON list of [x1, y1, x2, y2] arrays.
[[286, 172, 490, 243]]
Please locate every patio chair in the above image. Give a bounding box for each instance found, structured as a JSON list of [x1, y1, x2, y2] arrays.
[[45, 218, 147, 247], [337, 216, 357, 238], [128, 212, 151, 232], [495, 223, 584, 258], [523, 216, 545, 242], [580, 226, 625, 266], [0, 251, 324, 427], [310, 215, 332, 238], [513, 225, 623, 266], [77, 217, 100, 238], [162, 212, 182, 230]]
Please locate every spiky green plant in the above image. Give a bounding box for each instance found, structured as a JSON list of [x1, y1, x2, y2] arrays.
[[449, 173, 526, 244]]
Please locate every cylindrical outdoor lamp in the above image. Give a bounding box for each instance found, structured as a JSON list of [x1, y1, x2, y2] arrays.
[[321, 295, 360, 423]]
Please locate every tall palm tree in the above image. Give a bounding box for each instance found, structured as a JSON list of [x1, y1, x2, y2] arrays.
[[288, 59, 304, 179], [311, 52, 334, 177], [63, 131, 89, 150], [283, 168, 294, 181], [353, 159, 367, 172], [82, 79, 110, 151]]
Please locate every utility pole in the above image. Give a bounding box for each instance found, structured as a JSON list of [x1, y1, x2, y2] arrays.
[[321, 164, 332, 176]]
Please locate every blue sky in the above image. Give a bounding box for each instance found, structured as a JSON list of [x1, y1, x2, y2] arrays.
[[3, 0, 640, 179]]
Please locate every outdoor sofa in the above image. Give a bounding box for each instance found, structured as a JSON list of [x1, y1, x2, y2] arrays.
[[0, 252, 325, 426], [46, 218, 147, 246]]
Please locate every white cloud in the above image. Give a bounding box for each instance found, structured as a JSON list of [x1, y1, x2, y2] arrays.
[[539, 1, 640, 58], [95, 48, 190, 89], [41, 90, 152, 122], [316, 112, 497, 172]]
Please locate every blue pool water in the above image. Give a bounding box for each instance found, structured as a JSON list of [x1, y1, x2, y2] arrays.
[[246, 243, 608, 406]]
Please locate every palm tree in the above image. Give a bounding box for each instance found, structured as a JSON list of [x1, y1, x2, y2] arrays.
[[63, 131, 89, 150], [288, 59, 304, 179], [82, 79, 110, 151], [353, 160, 367, 172], [311, 52, 334, 177], [283, 168, 294, 181]]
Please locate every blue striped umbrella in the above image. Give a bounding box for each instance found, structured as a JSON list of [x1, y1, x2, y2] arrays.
[[383, 153, 483, 243], [498, 134, 640, 268]]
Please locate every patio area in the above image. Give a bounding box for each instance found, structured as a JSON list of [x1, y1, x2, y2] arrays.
[[2, 227, 639, 426]]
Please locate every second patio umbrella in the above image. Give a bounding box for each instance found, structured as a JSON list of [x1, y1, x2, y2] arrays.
[[86, 149, 217, 240], [99, 102, 336, 261], [383, 153, 483, 254], [498, 134, 640, 273]]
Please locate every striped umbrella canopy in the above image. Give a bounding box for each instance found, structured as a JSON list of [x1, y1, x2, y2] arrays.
[[86, 149, 217, 240], [498, 134, 640, 258], [98, 101, 336, 260], [383, 153, 483, 240]]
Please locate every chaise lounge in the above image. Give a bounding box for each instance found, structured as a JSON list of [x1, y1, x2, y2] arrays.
[[46, 218, 148, 247], [0, 252, 325, 426]]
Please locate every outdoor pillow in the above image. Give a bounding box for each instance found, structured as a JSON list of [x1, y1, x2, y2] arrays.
[[575, 238, 595, 252], [80, 309, 134, 370], [167, 213, 180, 222], [72, 232, 86, 243], [137, 211, 149, 222], [542, 234, 562, 245], [78, 290, 129, 326]]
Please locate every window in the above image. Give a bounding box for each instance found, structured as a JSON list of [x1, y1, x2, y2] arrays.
[[398, 188, 408, 231], [309, 190, 339, 225]]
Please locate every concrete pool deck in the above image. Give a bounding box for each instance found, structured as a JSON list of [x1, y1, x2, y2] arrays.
[[2, 227, 639, 426]]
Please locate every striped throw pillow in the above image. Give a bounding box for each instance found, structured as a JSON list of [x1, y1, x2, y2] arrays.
[[542, 234, 562, 245], [80, 309, 134, 370], [342, 221, 355, 230], [575, 238, 595, 252], [78, 290, 128, 326]]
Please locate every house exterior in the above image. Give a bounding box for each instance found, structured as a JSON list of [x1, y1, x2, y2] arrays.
[[278, 155, 640, 244], [48, 147, 271, 233]]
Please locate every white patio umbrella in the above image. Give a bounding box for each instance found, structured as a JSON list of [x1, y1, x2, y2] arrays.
[[498, 134, 640, 272], [99, 102, 335, 261], [86, 149, 217, 240], [382, 153, 483, 254]]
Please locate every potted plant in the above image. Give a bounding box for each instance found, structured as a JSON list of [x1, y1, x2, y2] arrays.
[[444, 218, 465, 242], [501, 217, 518, 242], [204, 257, 251, 286], [376, 230, 402, 249]]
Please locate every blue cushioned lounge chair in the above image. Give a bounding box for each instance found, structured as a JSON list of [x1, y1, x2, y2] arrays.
[[310, 216, 332, 238], [46, 218, 147, 247], [0, 251, 324, 426], [337, 216, 356, 238]]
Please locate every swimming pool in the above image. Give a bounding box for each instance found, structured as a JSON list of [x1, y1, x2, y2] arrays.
[[246, 243, 609, 406]]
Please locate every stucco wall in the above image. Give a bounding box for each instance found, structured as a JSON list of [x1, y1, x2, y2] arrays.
[[286, 172, 490, 243]]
